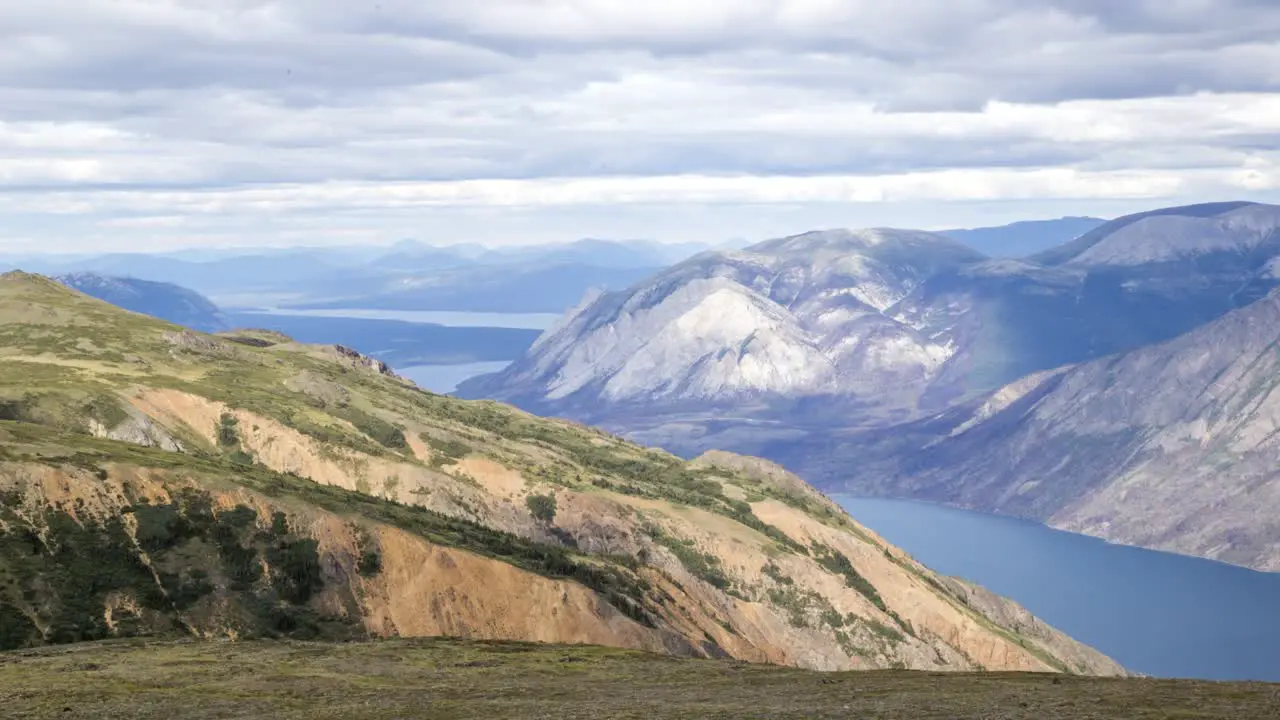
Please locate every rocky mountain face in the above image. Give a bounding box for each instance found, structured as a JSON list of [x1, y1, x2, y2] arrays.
[[0, 271, 1122, 675], [463, 202, 1280, 460], [55, 272, 229, 333], [461, 228, 985, 422], [798, 286, 1280, 572]]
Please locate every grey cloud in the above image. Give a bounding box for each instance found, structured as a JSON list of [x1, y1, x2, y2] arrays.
[[0, 0, 1276, 243]]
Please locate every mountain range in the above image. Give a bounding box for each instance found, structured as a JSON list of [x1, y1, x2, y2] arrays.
[[0, 271, 1120, 674], [939, 216, 1106, 257], [461, 201, 1280, 571], [465, 202, 1280, 424], [8, 238, 712, 314], [4, 222, 1103, 316]]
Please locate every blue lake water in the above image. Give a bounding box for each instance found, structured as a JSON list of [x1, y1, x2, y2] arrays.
[[835, 497, 1280, 681], [399, 361, 511, 394], [237, 308, 561, 330]]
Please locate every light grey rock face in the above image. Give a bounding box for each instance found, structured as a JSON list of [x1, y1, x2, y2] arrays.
[[89, 411, 184, 453], [820, 289, 1280, 571], [462, 228, 983, 418]]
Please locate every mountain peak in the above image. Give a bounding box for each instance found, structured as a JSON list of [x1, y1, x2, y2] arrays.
[[747, 227, 981, 258], [1032, 201, 1280, 267]]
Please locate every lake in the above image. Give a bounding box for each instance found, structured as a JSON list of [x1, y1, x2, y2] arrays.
[[236, 307, 562, 330], [836, 497, 1280, 681], [399, 361, 511, 394]]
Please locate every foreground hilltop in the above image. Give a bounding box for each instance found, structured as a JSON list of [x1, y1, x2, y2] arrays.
[[5, 639, 1275, 720], [0, 271, 1119, 674]]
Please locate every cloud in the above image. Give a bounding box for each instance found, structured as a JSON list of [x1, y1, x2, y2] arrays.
[[0, 0, 1277, 252]]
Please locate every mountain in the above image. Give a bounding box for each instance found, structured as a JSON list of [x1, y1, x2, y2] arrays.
[[471, 238, 711, 269], [287, 262, 662, 313], [32, 251, 355, 299], [941, 217, 1106, 257], [19, 239, 695, 313], [461, 228, 985, 423], [0, 271, 1120, 674], [463, 203, 1280, 459], [795, 286, 1280, 573], [55, 273, 229, 333]]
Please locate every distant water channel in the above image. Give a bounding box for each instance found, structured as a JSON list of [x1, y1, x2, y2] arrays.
[[237, 307, 562, 330], [398, 361, 511, 394], [836, 497, 1280, 681]]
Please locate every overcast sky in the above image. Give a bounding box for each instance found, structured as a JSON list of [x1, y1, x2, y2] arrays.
[[2, 0, 1278, 252]]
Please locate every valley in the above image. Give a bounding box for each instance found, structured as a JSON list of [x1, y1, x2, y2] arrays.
[[0, 271, 1118, 676]]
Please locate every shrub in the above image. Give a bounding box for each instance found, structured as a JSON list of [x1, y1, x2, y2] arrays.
[[526, 493, 558, 524], [217, 413, 240, 447]]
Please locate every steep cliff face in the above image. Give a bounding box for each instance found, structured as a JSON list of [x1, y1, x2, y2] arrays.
[[816, 288, 1280, 572], [0, 271, 1123, 675]]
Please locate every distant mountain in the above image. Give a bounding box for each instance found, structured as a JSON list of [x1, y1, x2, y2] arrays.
[[1031, 201, 1276, 267], [469, 238, 710, 269], [941, 217, 1106, 257], [460, 228, 985, 421], [20, 239, 705, 313], [806, 286, 1280, 572], [287, 262, 663, 313], [55, 272, 229, 332], [461, 202, 1280, 465]]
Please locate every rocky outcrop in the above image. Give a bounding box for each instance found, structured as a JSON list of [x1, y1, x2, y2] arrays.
[[87, 409, 184, 453], [333, 344, 400, 379]]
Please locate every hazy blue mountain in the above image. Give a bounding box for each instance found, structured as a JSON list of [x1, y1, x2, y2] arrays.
[[55, 272, 229, 332], [287, 262, 663, 313], [34, 251, 361, 299], [467, 238, 712, 268], [17, 238, 702, 313], [941, 217, 1106, 257]]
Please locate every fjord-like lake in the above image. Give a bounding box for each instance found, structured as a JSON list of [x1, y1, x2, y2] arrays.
[[836, 497, 1280, 681], [238, 307, 562, 330], [399, 361, 511, 394]]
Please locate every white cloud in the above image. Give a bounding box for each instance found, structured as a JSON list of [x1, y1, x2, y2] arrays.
[[0, 0, 1277, 252]]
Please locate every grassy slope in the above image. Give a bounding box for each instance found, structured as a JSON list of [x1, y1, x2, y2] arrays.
[[0, 271, 1116, 673], [1, 639, 1276, 720]]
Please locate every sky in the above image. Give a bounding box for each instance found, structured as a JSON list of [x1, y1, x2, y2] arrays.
[[2, 0, 1279, 253]]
